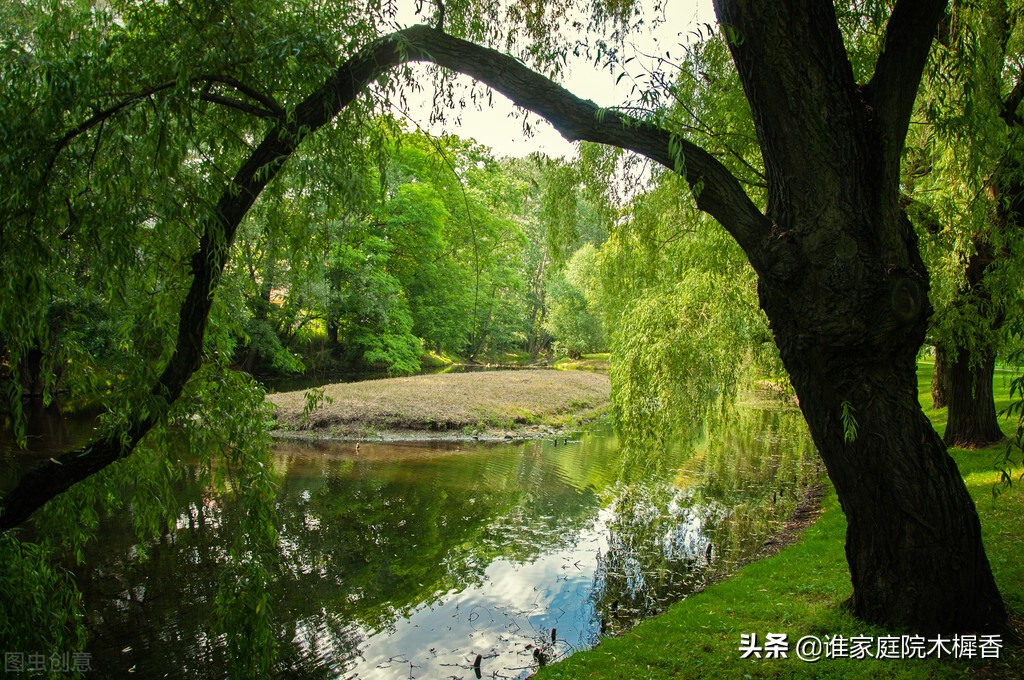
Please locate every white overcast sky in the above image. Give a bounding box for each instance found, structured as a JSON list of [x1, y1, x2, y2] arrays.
[[389, 0, 715, 158]]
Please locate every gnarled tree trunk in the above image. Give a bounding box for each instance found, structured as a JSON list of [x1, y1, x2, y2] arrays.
[[769, 298, 1004, 631], [717, 0, 1005, 632]]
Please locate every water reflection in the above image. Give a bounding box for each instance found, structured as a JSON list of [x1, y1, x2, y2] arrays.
[[0, 401, 100, 491], [58, 399, 818, 679], [593, 405, 819, 635]]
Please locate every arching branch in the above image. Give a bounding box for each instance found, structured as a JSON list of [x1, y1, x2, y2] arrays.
[[2, 24, 766, 530], [396, 27, 771, 261], [200, 92, 278, 119]]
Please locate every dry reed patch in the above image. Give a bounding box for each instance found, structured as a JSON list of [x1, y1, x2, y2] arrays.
[[267, 369, 610, 435]]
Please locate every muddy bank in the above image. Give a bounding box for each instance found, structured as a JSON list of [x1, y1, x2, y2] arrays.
[[267, 369, 611, 441]]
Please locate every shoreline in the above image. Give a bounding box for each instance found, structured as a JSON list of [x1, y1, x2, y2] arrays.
[[269, 413, 609, 443]]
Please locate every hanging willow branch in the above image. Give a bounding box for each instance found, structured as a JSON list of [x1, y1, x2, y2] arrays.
[[2, 1, 941, 528]]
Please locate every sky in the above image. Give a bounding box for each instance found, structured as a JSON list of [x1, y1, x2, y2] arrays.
[[389, 1, 715, 159]]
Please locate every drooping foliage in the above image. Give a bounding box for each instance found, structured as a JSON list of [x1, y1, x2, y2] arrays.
[[0, 1, 636, 664], [898, 0, 1024, 445], [590, 30, 780, 456], [1, 0, 1015, 652], [598, 172, 775, 458], [544, 243, 607, 357], [0, 0, 379, 665]]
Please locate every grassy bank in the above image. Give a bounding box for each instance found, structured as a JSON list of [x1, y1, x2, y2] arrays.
[[537, 363, 1023, 679], [554, 352, 611, 372], [267, 369, 610, 438]]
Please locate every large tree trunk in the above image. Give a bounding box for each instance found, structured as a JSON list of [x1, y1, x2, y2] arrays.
[[772, 319, 1005, 631], [944, 345, 1004, 448], [718, 0, 1005, 632], [753, 179, 1005, 631]]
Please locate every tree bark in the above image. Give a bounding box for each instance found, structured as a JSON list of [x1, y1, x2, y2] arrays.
[[944, 345, 1004, 448], [774, 317, 1004, 631], [715, 0, 1005, 632], [931, 345, 950, 409], [935, 232, 1006, 446]]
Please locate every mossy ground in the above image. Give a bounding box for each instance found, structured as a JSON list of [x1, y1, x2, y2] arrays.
[[537, 362, 1024, 679]]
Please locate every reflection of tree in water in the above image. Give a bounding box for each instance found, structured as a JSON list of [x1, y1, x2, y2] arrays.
[[0, 403, 98, 491], [72, 437, 611, 678], [593, 404, 820, 635], [593, 484, 714, 635], [73, 465, 243, 679], [66, 409, 818, 678], [272, 440, 605, 674]]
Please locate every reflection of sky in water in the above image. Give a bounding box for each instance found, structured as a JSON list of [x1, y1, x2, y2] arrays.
[[344, 510, 609, 679], [15, 405, 818, 679]]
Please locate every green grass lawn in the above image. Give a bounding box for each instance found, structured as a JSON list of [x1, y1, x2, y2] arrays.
[[537, 363, 1024, 679]]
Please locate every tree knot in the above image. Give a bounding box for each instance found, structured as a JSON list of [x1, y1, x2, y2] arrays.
[[890, 276, 923, 321]]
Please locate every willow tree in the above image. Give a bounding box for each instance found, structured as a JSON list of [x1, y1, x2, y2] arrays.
[[907, 0, 1024, 448], [0, 0, 1008, 633]]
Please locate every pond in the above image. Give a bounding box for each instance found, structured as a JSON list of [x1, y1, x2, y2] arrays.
[[3, 398, 820, 679]]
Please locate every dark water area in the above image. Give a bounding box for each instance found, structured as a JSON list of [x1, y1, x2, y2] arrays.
[[0, 401, 100, 491], [2, 398, 820, 679]]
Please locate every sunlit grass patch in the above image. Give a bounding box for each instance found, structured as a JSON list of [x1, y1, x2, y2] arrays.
[[554, 352, 611, 372], [418, 350, 454, 368]]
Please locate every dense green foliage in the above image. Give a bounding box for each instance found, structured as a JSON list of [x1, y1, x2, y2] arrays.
[[905, 0, 1024, 371], [0, 1, 619, 667], [3, 0, 1023, 671], [589, 31, 781, 455], [221, 125, 621, 376]]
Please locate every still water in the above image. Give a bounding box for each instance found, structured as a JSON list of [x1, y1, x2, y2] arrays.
[[8, 400, 820, 679]]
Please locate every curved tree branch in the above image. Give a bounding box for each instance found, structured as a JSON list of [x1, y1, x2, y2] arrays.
[[204, 75, 285, 118], [396, 27, 770, 260], [200, 93, 278, 119], [2, 24, 766, 530]]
